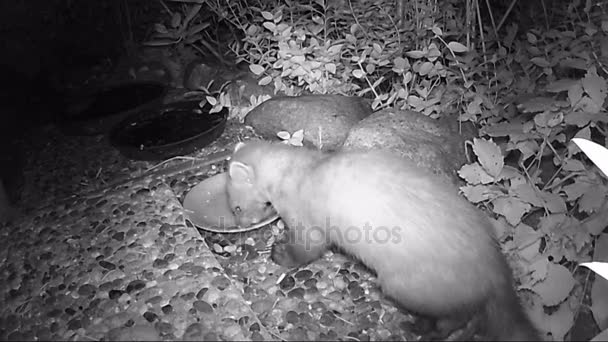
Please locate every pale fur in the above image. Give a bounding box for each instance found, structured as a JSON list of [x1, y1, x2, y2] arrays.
[[227, 140, 540, 341]]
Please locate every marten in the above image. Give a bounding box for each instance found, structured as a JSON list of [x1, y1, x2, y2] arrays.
[[225, 140, 540, 341]]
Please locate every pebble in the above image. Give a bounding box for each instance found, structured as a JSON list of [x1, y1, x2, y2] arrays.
[[193, 300, 214, 314]]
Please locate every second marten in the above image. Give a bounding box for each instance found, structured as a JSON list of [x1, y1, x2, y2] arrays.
[[225, 140, 539, 341]]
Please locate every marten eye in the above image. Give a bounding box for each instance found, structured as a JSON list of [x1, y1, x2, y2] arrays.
[[234, 206, 241, 213], [264, 202, 272, 208]]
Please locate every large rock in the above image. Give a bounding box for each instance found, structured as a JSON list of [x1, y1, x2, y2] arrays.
[[342, 108, 476, 185], [244, 95, 372, 150]]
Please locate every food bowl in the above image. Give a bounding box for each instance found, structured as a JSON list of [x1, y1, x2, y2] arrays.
[[183, 173, 279, 233]]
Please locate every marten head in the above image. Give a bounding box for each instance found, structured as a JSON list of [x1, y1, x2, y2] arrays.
[[226, 142, 276, 227]]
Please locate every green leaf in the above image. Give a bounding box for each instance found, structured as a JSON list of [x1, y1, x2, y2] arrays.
[[261, 11, 274, 20], [546, 79, 579, 93], [531, 57, 551, 68], [472, 138, 504, 179], [405, 50, 425, 59], [492, 196, 531, 226], [263, 22, 276, 31], [352, 69, 365, 78], [582, 69, 608, 109], [447, 41, 468, 53], [458, 163, 495, 185], [249, 64, 265, 75], [259, 76, 272, 86], [531, 263, 575, 306], [459, 184, 502, 203]]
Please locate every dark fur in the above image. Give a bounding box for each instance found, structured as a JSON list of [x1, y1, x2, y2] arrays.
[[226, 140, 540, 341]]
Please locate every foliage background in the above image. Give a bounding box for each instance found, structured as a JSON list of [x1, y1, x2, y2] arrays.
[[2, 0, 607, 340]]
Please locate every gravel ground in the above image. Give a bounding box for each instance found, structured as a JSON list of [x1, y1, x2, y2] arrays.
[[0, 120, 418, 341]]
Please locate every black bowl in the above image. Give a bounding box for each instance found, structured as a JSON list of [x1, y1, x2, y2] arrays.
[[60, 81, 167, 136], [109, 100, 228, 161]]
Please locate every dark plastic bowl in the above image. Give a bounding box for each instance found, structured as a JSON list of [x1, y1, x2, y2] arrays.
[[109, 100, 228, 161], [60, 81, 167, 136]]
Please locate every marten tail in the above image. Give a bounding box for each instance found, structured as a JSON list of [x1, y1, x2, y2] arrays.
[[485, 280, 540, 341]]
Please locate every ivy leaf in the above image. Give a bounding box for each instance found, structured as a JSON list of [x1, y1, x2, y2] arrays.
[[579, 187, 608, 214], [352, 69, 365, 78], [263, 22, 276, 31], [472, 138, 504, 179], [534, 111, 563, 127], [325, 63, 336, 74], [419, 61, 433, 76], [492, 196, 531, 226], [447, 41, 468, 52], [258, 76, 272, 86], [405, 50, 425, 59], [531, 263, 576, 306], [431, 26, 442, 36], [531, 57, 551, 68], [546, 79, 579, 93], [583, 210, 608, 235], [527, 32, 538, 44], [458, 163, 495, 185], [327, 44, 343, 55], [459, 184, 502, 203], [568, 83, 584, 107], [249, 64, 265, 75], [261, 11, 274, 20], [511, 183, 544, 207], [517, 96, 556, 113], [540, 191, 567, 214], [582, 70, 608, 109]]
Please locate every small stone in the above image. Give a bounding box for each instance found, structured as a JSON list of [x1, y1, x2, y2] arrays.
[[303, 278, 317, 288], [183, 323, 204, 340], [193, 300, 214, 314], [279, 275, 295, 291], [157, 321, 174, 334], [249, 322, 260, 332], [319, 311, 336, 326], [333, 277, 347, 290], [211, 275, 231, 290], [287, 288, 305, 299], [146, 295, 163, 305], [126, 280, 146, 293], [348, 281, 365, 299], [109, 290, 123, 299], [67, 318, 82, 330], [65, 307, 77, 316], [99, 260, 116, 270], [164, 253, 176, 262], [161, 304, 173, 314], [78, 284, 97, 297], [180, 292, 195, 301], [294, 269, 313, 281], [285, 310, 299, 324], [153, 259, 169, 268], [143, 311, 158, 322], [112, 232, 125, 241], [196, 288, 208, 299]]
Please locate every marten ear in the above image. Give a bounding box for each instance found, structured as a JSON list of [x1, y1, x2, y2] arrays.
[[234, 142, 246, 153], [228, 161, 254, 184]]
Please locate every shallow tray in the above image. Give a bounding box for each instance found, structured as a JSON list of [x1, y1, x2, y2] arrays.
[[109, 100, 227, 161]]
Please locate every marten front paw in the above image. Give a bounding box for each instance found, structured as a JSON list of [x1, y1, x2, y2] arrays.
[[271, 243, 304, 268]]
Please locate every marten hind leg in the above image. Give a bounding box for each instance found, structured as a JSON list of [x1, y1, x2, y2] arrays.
[[271, 224, 328, 268]]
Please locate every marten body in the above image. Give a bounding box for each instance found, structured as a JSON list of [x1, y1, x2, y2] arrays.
[[226, 140, 539, 341]]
